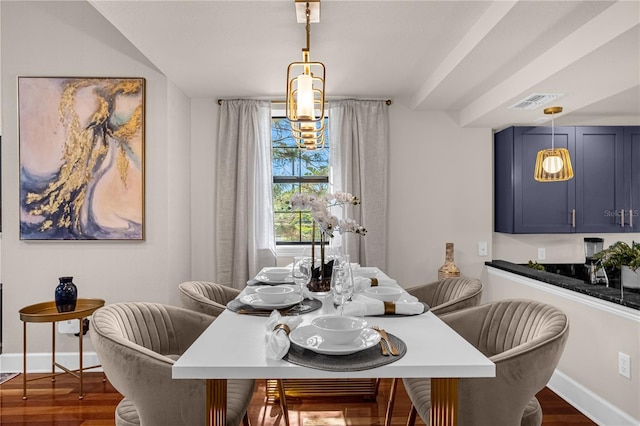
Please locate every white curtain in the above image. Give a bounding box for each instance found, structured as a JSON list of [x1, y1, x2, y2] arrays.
[[329, 100, 389, 270], [215, 100, 276, 289]]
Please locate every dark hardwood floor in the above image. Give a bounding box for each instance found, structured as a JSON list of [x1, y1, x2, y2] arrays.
[[0, 373, 595, 425]]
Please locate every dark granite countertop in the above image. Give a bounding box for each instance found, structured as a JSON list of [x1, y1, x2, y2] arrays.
[[486, 260, 640, 311]]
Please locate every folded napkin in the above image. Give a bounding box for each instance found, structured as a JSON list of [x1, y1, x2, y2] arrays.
[[352, 275, 398, 290], [265, 311, 303, 360], [342, 294, 425, 317]]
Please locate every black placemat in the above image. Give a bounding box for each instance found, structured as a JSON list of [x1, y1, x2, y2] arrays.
[[227, 298, 322, 316], [283, 332, 406, 371]]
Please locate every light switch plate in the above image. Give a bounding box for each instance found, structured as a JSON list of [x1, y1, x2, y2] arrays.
[[478, 241, 488, 257], [538, 248, 546, 260]]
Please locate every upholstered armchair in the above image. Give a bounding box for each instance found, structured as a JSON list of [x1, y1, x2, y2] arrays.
[[403, 299, 569, 426], [405, 276, 483, 315], [90, 302, 254, 426], [179, 281, 241, 317], [384, 277, 484, 425]]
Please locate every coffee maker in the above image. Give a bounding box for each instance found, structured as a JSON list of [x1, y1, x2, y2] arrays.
[[584, 238, 608, 285]]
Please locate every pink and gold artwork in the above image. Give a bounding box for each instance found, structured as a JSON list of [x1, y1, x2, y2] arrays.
[[19, 77, 145, 240]]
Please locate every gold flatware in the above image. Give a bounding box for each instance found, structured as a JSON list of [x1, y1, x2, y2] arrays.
[[377, 335, 390, 356], [235, 309, 271, 316], [373, 327, 400, 356]]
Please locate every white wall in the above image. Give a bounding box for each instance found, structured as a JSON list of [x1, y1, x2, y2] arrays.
[[386, 106, 493, 286], [0, 1, 191, 354], [190, 99, 219, 281]]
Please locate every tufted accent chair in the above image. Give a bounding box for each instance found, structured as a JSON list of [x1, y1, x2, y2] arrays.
[[384, 277, 484, 425], [179, 281, 241, 317], [90, 302, 254, 426], [403, 299, 569, 426]]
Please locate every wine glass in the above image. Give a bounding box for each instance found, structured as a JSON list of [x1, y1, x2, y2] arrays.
[[292, 256, 312, 311], [330, 264, 354, 315]]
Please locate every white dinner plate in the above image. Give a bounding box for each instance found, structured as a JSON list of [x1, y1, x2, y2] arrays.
[[253, 274, 294, 284], [240, 293, 303, 309], [289, 325, 381, 355]]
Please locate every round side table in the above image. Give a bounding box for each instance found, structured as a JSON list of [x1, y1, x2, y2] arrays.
[[19, 298, 105, 400]]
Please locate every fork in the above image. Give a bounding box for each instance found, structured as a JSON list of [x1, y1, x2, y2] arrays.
[[373, 326, 400, 356]]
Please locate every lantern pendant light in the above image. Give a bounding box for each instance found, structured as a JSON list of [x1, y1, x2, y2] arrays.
[[286, 0, 326, 151], [534, 106, 574, 182]]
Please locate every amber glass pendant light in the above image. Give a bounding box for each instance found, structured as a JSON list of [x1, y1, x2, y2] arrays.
[[534, 106, 574, 182]]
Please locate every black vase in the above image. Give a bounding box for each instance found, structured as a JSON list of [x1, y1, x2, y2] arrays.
[[55, 276, 77, 313]]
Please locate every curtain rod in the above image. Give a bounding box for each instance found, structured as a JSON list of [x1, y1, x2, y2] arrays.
[[217, 99, 392, 106]]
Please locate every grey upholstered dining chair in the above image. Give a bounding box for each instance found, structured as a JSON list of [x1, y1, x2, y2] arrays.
[[178, 281, 291, 425], [403, 299, 569, 426], [384, 276, 484, 425], [90, 302, 254, 426], [178, 281, 241, 318]]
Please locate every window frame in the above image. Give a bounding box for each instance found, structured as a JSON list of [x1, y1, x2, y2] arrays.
[[271, 114, 330, 246]]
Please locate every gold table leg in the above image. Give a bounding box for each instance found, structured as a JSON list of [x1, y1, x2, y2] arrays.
[[206, 379, 227, 426], [22, 322, 27, 400], [78, 318, 84, 399], [430, 378, 458, 426]]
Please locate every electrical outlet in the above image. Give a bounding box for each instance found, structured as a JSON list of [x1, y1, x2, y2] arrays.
[[58, 320, 79, 334], [478, 241, 488, 257], [619, 352, 631, 379], [537, 248, 546, 261]]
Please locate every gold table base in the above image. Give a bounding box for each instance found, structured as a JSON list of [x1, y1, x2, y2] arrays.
[[205, 377, 460, 426]]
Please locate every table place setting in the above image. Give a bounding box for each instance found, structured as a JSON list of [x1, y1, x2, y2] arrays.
[[266, 310, 407, 372], [228, 266, 323, 316]]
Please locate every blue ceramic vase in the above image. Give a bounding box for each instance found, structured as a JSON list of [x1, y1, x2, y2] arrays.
[[55, 276, 77, 313]]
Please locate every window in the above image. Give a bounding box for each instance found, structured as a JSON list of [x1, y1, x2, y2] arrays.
[[272, 117, 329, 244]]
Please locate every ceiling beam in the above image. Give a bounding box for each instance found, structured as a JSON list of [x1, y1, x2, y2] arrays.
[[410, 1, 518, 111], [459, 1, 639, 128]]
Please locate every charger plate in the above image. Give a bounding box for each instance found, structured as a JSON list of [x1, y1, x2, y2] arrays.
[[227, 298, 321, 316], [284, 331, 406, 371]]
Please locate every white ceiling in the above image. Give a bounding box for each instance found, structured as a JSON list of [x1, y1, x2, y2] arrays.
[[89, 0, 640, 130]]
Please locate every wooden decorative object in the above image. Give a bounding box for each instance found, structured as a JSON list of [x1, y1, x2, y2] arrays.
[[438, 243, 461, 280]]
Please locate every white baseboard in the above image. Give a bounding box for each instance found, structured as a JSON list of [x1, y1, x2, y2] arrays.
[[0, 352, 103, 373], [549, 369, 640, 426]]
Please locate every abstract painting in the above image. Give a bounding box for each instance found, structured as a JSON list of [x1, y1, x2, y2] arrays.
[[19, 77, 145, 240]]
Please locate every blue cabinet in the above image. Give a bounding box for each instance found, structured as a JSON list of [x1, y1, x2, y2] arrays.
[[574, 127, 625, 233], [494, 125, 638, 234], [624, 126, 640, 232]]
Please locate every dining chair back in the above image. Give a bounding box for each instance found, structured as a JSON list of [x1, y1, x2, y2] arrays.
[[179, 281, 241, 317], [403, 299, 569, 426], [90, 302, 254, 426], [405, 276, 483, 315], [385, 276, 484, 425]]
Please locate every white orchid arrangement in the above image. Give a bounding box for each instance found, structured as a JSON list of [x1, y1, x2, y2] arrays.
[[289, 191, 367, 238]]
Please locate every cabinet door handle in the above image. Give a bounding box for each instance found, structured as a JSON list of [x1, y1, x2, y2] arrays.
[[572, 209, 576, 228], [621, 209, 625, 227]]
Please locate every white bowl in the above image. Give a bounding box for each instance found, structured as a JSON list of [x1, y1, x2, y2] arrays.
[[262, 268, 291, 281], [311, 315, 367, 345], [364, 286, 404, 302], [254, 286, 295, 304]]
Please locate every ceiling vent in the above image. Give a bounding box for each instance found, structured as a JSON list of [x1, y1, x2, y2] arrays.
[[509, 93, 564, 110]]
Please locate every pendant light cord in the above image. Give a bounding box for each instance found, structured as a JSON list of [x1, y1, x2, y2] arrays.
[[551, 112, 555, 150]]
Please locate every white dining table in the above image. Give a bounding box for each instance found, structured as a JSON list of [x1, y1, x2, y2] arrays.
[[173, 276, 495, 426]]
